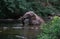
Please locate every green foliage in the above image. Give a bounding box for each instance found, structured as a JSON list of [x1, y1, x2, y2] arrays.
[[0, 0, 60, 18], [38, 16, 60, 39]]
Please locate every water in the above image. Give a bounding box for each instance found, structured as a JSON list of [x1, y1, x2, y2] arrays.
[[0, 22, 24, 39], [0, 22, 39, 39]]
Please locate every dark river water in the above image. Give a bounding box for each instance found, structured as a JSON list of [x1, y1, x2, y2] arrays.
[[0, 21, 38, 39], [0, 22, 25, 39]]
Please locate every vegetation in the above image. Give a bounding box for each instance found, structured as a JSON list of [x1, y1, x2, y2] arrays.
[[38, 16, 60, 39], [0, 0, 60, 18]]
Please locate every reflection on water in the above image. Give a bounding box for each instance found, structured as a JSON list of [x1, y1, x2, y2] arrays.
[[0, 22, 38, 39], [2, 35, 24, 39], [1, 22, 24, 39]]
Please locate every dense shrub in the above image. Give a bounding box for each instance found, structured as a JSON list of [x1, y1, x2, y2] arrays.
[[0, 0, 60, 18], [38, 16, 60, 39]]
